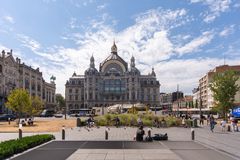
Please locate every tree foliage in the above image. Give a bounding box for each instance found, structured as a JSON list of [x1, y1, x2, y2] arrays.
[[209, 70, 240, 119], [56, 94, 65, 110], [6, 89, 44, 118], [27, 96, 44, 116], [5, 88, 31, 117]]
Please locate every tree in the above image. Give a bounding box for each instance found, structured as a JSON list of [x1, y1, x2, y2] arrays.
[[26, 96, 44, 117], [209, 70, 240, 120], [56, 94, 65, 111], [5, 88, 31, 121]]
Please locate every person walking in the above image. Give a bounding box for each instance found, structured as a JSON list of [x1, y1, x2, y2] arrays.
[[199, 114, 204, 126], [209, 114, 216, 132]]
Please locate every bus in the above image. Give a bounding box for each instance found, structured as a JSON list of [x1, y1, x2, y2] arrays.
[[69, 109, 93, 117]]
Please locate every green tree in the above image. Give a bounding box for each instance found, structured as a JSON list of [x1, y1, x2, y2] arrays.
[[56, 94, 65, 111], [209, 70, 240, 120], [26, 96, 44, 117], [5, 88, 31, 122]]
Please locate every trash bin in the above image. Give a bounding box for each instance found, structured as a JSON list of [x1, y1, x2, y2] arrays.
[[77, 118, 81, 127]]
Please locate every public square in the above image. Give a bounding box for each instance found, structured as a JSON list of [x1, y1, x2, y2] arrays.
[[1, 122, 239, 160]]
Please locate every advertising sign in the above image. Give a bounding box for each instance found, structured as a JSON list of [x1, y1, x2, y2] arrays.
[[232, 106, 240, 118]]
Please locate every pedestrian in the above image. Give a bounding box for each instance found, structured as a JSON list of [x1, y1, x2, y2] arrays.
[[230, 116, 236, 132], [199, 114, 204, 126], [220, 119, 226, 132], [207, 114, 210, 125], [209, 114, 216, 132]]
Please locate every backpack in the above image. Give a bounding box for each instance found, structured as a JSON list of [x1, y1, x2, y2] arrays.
[[145, 136, 153, 142], [152, 133, 168, 141]]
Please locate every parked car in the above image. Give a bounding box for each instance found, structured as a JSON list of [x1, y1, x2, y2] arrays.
[[0, 114, 16, 121], [54, 114, 63, 118], [40, 109, 54, 117]]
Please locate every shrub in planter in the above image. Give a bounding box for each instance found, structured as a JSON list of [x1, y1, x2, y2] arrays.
[[142, 119, 152, 126], [165, 116, 181, 127], [0, 134, 55, 159]]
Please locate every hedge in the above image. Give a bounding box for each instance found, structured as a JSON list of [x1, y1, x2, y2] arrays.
[[94, 113, 182, 127], [0, 134, 55, 159]]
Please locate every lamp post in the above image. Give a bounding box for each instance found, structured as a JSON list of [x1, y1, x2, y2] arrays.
[[64, 106, 67, 120]]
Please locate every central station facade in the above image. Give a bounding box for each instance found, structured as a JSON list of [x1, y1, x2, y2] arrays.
[[65, 42, 160, 112]]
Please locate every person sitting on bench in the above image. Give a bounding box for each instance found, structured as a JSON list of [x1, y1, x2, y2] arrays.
[[136, 125, 145, 141], [27, 118, 33, 126]]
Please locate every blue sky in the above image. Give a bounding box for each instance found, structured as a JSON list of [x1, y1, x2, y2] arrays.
[[0, 0, 240, 96]]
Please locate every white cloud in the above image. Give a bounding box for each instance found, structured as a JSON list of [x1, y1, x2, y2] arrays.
[[0, 44, 10, 52], [97, 4, 107, 11], [175, 31, 214, 55], [219, 25, 235, 37], [190, 0, 231, 23], [156, 58, 240, 94], [17, 34, 41, 51], [14, 8, 217, 95], [3, 16, 15, 24], [69, 18, 77, 29]]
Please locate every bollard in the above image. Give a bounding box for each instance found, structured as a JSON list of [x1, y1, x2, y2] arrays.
[[191, 128, 195, 140], [62, 127, 65, 140], [8, 118, 11, 125], [19, 129, 22, 139], [105, 129, 108, 140], [77, 118, 81, 127]]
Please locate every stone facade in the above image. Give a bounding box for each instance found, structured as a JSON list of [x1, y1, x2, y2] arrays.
[[65, 43, 160, 112], [0, 49, 56, 113]]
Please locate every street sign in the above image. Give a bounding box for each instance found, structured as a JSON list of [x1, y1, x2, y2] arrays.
[[232, 106, 240, 118]]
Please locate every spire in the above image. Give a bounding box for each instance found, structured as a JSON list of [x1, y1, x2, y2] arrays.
[[90, 55, 95, 68], [130, 56, 135, 68], [72, 71, 77, 77], [151, 67, 156, 77], [111, 40, 117, 53]]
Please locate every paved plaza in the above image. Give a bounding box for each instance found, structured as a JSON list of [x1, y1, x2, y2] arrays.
[[1, 124, 239, 160]]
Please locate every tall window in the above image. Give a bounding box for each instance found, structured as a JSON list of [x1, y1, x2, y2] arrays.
[[103, 79, 125, 93], [0, 65, 2, 73]]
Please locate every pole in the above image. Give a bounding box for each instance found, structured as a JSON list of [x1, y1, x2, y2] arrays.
[[64, 107, 67, 120]]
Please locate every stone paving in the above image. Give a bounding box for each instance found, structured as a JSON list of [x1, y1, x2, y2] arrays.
[[67, 149, 182, 160], [2, 124, 240, 160]]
